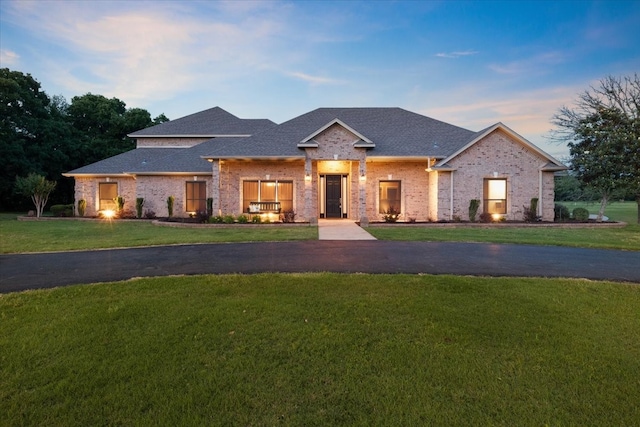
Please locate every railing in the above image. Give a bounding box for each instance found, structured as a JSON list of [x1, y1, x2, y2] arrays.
[[248, 201, 281, 213]]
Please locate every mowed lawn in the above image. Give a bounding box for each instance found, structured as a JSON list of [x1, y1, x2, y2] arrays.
[[1, 273, 639, 426], [2, 201, 639, 254], [0, 214, 317, 253], [367, 201, 640, 251]]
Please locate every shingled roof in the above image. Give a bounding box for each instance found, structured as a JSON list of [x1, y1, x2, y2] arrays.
[[128, 106, 276, 137], [202, 107, 477, 159]]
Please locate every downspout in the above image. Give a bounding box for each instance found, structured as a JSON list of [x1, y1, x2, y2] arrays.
[[538, 169, 543, 219], [450, 171, 454, 221]]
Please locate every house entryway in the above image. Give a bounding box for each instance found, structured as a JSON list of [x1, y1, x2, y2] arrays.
[[318, 219, 377, 240], [320, 174, 348, 218]]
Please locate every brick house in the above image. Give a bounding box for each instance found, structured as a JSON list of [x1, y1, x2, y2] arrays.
[[65, 106, 566, 223]]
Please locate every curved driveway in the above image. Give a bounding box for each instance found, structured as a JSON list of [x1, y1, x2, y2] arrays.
[[1, 241, 639, 293]]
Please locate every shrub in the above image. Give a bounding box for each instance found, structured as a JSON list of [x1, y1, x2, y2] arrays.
[[50, 204, 74, 217], [251, 215, 262, 224], [573, 207, 589, 221], [192, 210, 209, 223], [468, 199, 480, 222], [207, 198, 213, 217], [77, 199, 86, 217], [479, 212, 493, 223], [167, 196, 175, 218], [136, 198, 144, 218], [144, 209, 156, 219], [382, 207, 400, 223], [282, 209, 296, 223], [223, 214, 235, 224], [523, 197, 540, 222], [115, 196, 125, 214], [209, 215, 224, 224], [237, 214, 249, 224], [554, 204, 570, 222], [118, 209, 136, 219]]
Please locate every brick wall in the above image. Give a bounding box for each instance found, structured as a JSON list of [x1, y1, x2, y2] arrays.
[[446, 129, 556, 221]]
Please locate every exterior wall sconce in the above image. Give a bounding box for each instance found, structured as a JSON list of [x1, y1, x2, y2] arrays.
[[266, 174, 270, 180], [388, 174, 393, 180], [333, 154, 339, 160], [359, 174, 366, 181], [305, 174, 311, 181], [493, 171, 499, 178]]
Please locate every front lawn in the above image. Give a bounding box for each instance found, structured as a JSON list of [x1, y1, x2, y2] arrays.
[[367, 202, 640, 251], [1, 273, 638, 425], [0, 214, 317, 253]]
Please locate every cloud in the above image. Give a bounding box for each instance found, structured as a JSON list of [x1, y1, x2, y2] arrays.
[[489, 51, 566, 75], [417, 84, 584, 159], [435, 50, 478, 59], [0, 49, 19, 66], [285, 71, 345, 85], [1, 1, 290, 103]]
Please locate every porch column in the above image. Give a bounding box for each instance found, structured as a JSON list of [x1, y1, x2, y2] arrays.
[[359, 160, 368, 226], [211, 159, 221, 216], [304, 157, 316, 224]]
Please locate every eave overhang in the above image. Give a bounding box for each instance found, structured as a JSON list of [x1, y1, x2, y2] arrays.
[[201, 155, 305, 161], [128, 134, 251, 138]]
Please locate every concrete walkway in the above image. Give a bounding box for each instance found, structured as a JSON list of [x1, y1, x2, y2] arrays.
[[318, 219, 377, 240]]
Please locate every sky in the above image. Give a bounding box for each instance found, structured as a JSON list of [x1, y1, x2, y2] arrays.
[[1, 0, 639, 160]]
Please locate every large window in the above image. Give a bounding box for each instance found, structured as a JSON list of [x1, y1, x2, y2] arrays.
[[379, 181, 401, 214], [243, 180, 293, 212], [484, 179, 507, 214], [99, 183, 117, 210], [186, 181, 207, 212]]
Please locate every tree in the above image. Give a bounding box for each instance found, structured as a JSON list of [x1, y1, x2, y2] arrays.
[[551, 75, 640, 223], [1, 68, 170, 210], [15, 173, 57, 217]]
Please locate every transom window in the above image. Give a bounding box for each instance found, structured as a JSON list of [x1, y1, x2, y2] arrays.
[[186, 181, 207, 212], [99, 182, 117, 210], [243, 180, 293, 212], [379, 181, 401, 214], [484, 179, 507, 214]]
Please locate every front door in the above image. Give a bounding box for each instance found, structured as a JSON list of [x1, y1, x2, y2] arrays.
[[325, 175, 342, 218]]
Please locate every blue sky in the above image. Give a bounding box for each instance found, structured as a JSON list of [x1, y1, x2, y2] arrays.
[[1, 0, 639, 159]]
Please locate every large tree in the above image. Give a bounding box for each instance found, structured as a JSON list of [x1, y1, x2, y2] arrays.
[[552, 74, 640, 223], [0, 68, 169, 211]]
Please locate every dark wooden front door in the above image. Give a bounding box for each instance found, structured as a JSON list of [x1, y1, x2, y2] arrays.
[[325, 175, 342, 218]]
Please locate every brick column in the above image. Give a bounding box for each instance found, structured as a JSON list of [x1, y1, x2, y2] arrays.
[[211, 160, 221, 216], [358, 160, 368, 226]]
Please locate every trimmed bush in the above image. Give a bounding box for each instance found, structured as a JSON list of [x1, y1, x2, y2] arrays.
[[468, 199, 480, 222], [523, 198, 540, 222], [167, 196, 175, 218], [237, 214, 249, 224], [50, 204, 74, 217], [136, 198, 144, 219], [209, 215, 224, 224], [573, 207, 589, 221], [223, 214, 235, 224], [479, 212, 493, 223], [77, 199, 86, 217]]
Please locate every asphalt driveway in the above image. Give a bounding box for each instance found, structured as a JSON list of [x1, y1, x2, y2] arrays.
[[1, 241, 639, 293]]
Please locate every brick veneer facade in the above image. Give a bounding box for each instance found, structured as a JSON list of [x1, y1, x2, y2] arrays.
[[73, 123, 558, 222]]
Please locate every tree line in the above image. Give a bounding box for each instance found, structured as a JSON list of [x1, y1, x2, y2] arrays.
[[0, 68, 169, 211]]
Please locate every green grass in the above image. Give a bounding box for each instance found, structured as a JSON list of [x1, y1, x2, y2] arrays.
[[367, 202, 640, 251], [0, 214, 317, 253], [1, 273, 638, 425]]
